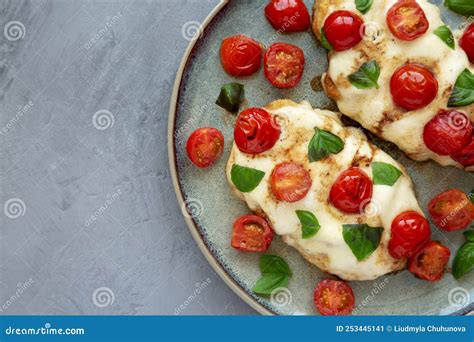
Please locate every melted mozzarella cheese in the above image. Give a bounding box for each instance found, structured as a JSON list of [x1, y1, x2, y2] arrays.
[[227, 100, 420, 280]]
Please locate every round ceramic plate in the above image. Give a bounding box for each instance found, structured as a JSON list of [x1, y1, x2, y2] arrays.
[[168, 0, 474, 315]]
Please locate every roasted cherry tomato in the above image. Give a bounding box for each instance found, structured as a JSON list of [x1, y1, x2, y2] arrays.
[[453, 137, 474, 167], [329, 167, 373, 214], [270, 162, 312, 202], [234, 108, 281, 154], [389, 211, 431, 259], [423, 110, 472, 156], [264, 0, 311, 32], [323, 10, 363, 51], [220, 34, 263, 77], [314, 279, 355, 316], [460, 23, 474, 63], [386, 0, 429, 41], [231, 214, 274, 252], [264, 43, 305, 88], [428, 189, 474, 231], [408, 241, 451, 282], [186, 128, 224, 168], [390, 63, 438, 110]]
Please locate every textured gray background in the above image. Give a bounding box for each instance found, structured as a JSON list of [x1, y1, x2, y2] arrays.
[[0, 0, 256, 315]]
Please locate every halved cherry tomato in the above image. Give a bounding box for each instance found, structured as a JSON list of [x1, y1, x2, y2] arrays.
[[314, 279, 355, 316], [389, 211, 431, 259], [231, 214, 274, 252], [460, 23, 474, 63], [264, 43, 305, 88], [423, 110, 472, 156], [408, 241, 450, 282], [220, 35, 263, 77], [453, 137, 474, 167], [386, 0, 429, 41], [186, 128, 224, 168], [323, 10, 363, 51], [329, 167, 373, 214], [390, 63, 438, 110], [234, 108, 281, 154], [270, 162, 312, 202], [428, 189, 474, 231], [264, 0, 311, 32]]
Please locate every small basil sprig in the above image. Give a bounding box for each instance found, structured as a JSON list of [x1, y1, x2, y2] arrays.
[[452, 230, 474, 279], [434, 25, 455, 49], [448, 68, 474, 107], [308, 128, 344, 162], [348, 60, 380, 89], [231, 164, 265, 193], [253, 255, 292, 295], [320, 28, 332, 50], [216, 83, 245, 114], [372, 162, 402, 186], [444, 0, 474, 15], [343, 224, 383, 261], [296, 210, 321, 239], [355, 0, 373, 14]]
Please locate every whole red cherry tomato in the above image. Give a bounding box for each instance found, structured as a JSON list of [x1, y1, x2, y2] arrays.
[[390, 64, 438, 110], [270, 162, 312, 203], [234, 108, 281, 155], [389, 211, 431, 259], [264, 43, 305, 88], [428, 189, 474, 231], [314, 279, 355, 316], [323, 10, 363, 51], [408, 241, 451, 282], [423, 110, 472, 156], [186, 128, 224, 168], [264, 0, 311, 32], [220, 35, 263, 77], [386, 0, 429, 41], [231, 215, 274, 252], [329, 167, 373, 214], [460, 23, 474, 63], [453, 136, 474, 167]]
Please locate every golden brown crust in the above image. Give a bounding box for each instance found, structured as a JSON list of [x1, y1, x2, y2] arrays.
[[321, 73, 341, 101], [265, 99, 300, 111]]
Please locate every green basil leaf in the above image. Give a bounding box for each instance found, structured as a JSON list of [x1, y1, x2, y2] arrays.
[[444, 0, 474, 15], [342, 224, 384, 261], [320, 28, 332, 50], [468, 189, 474, 203], [371, 161, 402, 186], [260, 254, 292, 276], [308, 128, 344, 162], [464, 230, 474, 242], [348, 60, 380, 89], [231, 164, 265, 193], [253, 254, 292, 295], [355, 0, 373, 14], [296, 210, 321, 239], [452, 241, 474, 279], [433, 25, 455, 49], [215, 83, 245, 114], [448, 68, 474, 107]]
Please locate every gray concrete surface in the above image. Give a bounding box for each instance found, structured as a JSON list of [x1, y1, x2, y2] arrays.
[[0, 0, 256, 315]]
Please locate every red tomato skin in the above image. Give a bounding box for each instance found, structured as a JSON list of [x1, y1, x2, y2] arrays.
[[314, 279, 355, 316], [423, 110, 472, 156], [264, 43, 305, 89], [408, 241, 451, 282], [428, 189, 474, 231], [329, 167, 373, 214], [234, 108, 281, 155], [270, 162, 312, 203], [186, 128, 224, 168], [460, 23, 474, 63], [220, 35, 263, 77], [386, 0, 429, 41], [323, 10, 363, 51], [388, 211, 431, 259], [453, 137, 474, 167], [264, 0, 311, 32], [231, 215, 274, 252], [390, 64, 438, 110]]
